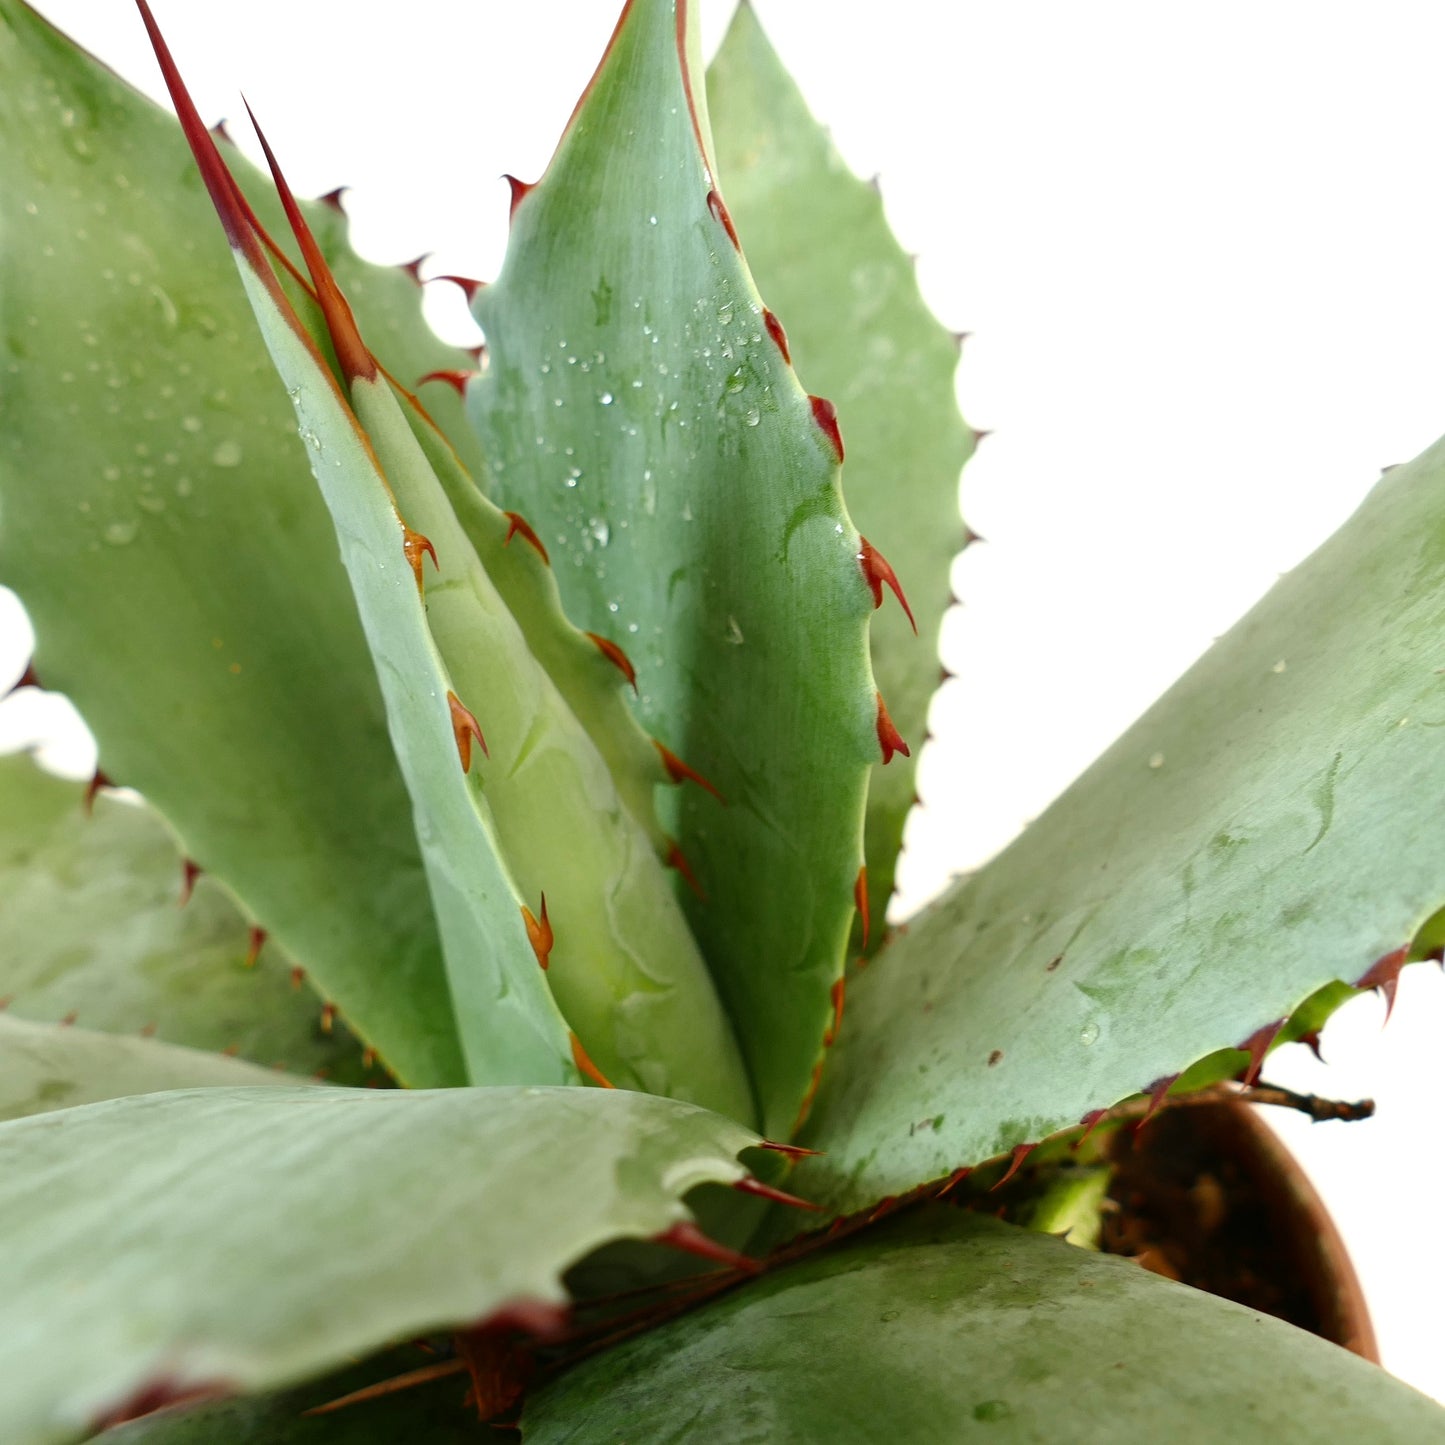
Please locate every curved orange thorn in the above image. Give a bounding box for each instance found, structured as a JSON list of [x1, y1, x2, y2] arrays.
[[139, 1020, 157, 1037], [935, 1166, 972, 1198], [1139, 1074, 1179, 1128], [664, 839, 705, 900], [318, 185, 348, 214], [179, 858, 202, 907], [732, 1177, 822, 1211], [808, 395, 844, 463], [361, 1047, 377, 1070], [402, 525, 438, 594], [857, 537, 917, 634], [1238, 1017, 1287, 1088], [83, 768, 114, 816], [320, 1001, 336, 1035], [654, 741, 723, 802], [867, 1195, 900, 1225], [823, 977, 846, 1049], [289, 966, 305, 991], [522, 894, 553, 971], [243, 926, 267, 968], [569, 1032, 615, 1089], [398, 254, 429, 285], [875, 692, 910, 764], [586, 633, 638, 693], [853, 865, 870, 949], [990, 1142, 1037, 1191], [654, 1221, 759, 1274], [447, 691, 489, 772], [60, 1011, 77, 1027], [504, 174, 534, 219], [706, 189, 740, 249], [1075, 1108, 1108, 1149], [1356, 944, 1409, 1024], [416, 369, 476, 398], [503, 511, 550, 565]]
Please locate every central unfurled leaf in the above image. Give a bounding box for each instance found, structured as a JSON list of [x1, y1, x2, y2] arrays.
[[0, 1084, 759, 1445], [468, 0, 884, 1138], [802, 435, 1445, 1211]]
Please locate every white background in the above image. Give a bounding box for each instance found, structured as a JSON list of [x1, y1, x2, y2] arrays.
[[5, 0, 1445, 1403]]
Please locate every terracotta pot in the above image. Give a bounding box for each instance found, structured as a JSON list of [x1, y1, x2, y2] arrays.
[[1103, 1098, 1377, 1360]]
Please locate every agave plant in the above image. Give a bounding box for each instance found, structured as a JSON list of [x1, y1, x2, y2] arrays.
[[3, 0, 1445, 1439]]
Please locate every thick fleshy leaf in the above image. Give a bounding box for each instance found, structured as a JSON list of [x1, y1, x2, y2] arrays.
[[468, 0, 881, 1140], [0, 0, 468, 1086], [803, 435, 1445, 1211], [0, 752, 367, 1080], [0, 1013, 298, 1122], [525, 1207, 1445, 1443], [0, 1083, 759, 1445], [707, 4, 975, 942]]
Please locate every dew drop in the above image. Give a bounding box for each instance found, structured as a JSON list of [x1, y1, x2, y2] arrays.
[[1079, 1021, 1100, 1046]]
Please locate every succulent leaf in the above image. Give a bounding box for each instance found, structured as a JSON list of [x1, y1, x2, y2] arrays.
[[0, 1084, 758, 1445], [0, 0, 468, 1087], [0, 751, 370, 1078], [801, 436, 1445, 1211], [706, 4, 976, 944], [0, 1013, 303, 1123], [468, 0, 879, 1138], [524, 1208, 1445, 1442]]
